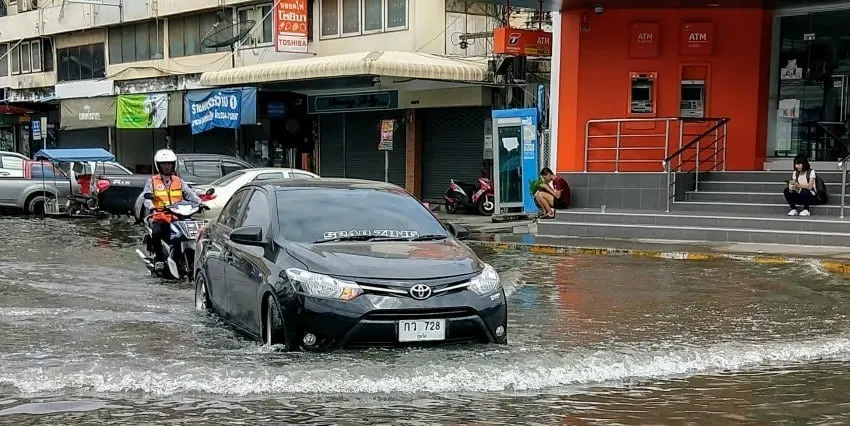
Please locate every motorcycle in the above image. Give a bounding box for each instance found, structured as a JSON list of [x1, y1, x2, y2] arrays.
[[135, 196, 208, 281], [444, 176, 495, 216]]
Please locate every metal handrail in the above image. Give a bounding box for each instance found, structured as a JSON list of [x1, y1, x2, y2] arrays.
[[839, 152, 850, 219], [662, 118, 730, 212], [584, 117, 731, 172]]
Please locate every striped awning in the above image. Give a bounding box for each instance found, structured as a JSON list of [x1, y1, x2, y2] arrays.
[[199, 51, 490, 86]]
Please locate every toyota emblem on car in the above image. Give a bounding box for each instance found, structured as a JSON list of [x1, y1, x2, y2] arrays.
[[409, 284, 432, 300]]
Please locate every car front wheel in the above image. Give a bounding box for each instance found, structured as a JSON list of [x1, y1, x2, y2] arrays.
[[263, 295, 290, 350], [194, 272, 212, 314]]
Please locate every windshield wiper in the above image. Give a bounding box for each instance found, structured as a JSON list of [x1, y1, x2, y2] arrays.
[[312, 235, 381, 244], [407, 234, 448, 241]]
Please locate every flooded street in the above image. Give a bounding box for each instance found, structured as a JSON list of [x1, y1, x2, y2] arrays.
[[3, 216, 850, 424]]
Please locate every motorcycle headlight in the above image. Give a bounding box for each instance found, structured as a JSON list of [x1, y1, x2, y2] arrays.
[[284, 268, 362, 301], [468, 263, 501, 295]]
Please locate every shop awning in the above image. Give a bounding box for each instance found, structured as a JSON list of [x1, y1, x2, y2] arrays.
[[0, 105, 34, 115], [199, 51, 490, 86]]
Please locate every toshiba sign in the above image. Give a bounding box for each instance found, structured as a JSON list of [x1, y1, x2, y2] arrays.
[[274, 0, 308, 53]]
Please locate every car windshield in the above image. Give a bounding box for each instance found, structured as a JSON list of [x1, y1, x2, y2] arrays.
[[276, 187, 449, 243], [209, 170, 247, 187]]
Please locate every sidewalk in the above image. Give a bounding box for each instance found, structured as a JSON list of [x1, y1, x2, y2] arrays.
[[434, 212, 535, 235]]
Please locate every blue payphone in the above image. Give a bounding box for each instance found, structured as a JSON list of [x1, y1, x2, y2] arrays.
[[491, 108, 539, 216]]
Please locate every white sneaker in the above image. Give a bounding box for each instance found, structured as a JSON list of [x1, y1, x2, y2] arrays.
[[787, 209, 798, 216], [800, 209, 811, 216]]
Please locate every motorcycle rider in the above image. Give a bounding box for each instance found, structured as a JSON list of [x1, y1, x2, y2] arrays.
[[142, 149, 202, 270]]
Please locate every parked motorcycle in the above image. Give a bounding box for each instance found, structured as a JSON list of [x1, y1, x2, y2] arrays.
[[135, 197, 208, 280], [444, 176, 495, 216]]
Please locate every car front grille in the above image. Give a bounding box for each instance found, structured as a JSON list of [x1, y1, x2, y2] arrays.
[[362, 307, 477, 321]]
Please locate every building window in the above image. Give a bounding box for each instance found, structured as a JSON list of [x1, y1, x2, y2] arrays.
[[8, 38, 53, 75], [57, 43, 106, 82], [0, 44, 8, 77], [108, 20, 164, 64], [169, 11, 231, 57], [237, 3, 273, 46], [321, 0, 407, 39]]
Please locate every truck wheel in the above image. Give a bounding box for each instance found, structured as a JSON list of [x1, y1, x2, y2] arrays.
[[26, 194, 50, 215]]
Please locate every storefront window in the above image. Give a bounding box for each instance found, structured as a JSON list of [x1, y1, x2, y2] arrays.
[[0, 128, 14, 152], [776, 10, 850, 161]]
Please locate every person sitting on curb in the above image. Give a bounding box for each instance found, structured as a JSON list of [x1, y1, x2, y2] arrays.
[[535, 167, 570, 219], [783, 154, 817, 217]]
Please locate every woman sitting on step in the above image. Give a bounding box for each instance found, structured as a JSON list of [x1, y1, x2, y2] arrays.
[[783, 154, 817, 217]]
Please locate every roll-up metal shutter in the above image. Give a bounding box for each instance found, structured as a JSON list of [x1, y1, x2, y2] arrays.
[[421, 107, 489, 202], [57, 128, 109, 149], [318, 113, 345, 178], [343, 110, 406, 186]]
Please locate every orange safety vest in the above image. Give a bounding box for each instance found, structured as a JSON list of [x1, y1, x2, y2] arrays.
[[151, 174, 184, 223]]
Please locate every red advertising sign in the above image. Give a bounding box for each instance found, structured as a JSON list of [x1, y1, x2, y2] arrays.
[[680, 22, 714, 56], [629, 22, 660, 58], [274, 0, 308, 53], [493, 27, 553, 57]]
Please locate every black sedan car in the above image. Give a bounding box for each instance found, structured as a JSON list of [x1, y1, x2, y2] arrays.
[[193, 178, 508, 351]]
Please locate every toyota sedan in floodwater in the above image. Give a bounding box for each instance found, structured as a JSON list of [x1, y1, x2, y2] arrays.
[[193, 178, 508, 351]]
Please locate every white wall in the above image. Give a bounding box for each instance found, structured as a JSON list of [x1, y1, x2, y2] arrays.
[[316, 0, 447, 55]]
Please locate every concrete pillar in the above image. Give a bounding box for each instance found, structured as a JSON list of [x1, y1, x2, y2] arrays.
[[404, 109, 422, 198]]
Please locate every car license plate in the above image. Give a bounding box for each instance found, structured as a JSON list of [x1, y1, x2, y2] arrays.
[[398, 319, 446, 342]]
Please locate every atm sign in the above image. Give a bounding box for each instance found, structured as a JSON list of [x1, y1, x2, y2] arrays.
[[680, 22, 714, 56], [493, 27, 552, 57]]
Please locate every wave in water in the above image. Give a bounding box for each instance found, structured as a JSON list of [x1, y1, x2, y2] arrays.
[[1, 334, 849, 397]]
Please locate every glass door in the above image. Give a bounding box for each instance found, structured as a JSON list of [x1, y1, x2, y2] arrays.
[[776, 10, 850, 161]]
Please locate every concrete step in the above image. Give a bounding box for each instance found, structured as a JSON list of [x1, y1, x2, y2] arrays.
[[697, 181, 845, 193], [699, 170, 845, 182], [550, 209, 850, 233], [538, 220, 850, 246], [684, 191, 849, 205], [671, 201, 847, 217]]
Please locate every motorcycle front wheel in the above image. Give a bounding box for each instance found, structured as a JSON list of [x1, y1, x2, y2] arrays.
[[477, 195, 495, 216]]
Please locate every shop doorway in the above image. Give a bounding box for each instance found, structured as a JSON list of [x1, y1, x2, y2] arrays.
[[776, 9, 850, 161]]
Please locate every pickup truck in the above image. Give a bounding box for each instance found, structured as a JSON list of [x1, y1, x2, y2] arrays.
[[0, 160, 73, 214], [94, 153, 253, 221]]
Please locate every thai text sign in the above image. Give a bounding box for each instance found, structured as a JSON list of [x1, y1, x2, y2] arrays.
[[274, 0, 308, 53], [189, 90, 242, 135]]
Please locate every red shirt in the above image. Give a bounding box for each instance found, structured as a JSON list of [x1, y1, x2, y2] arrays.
[[552, 176, 570, 206]]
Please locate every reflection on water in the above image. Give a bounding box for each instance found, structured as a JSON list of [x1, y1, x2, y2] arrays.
[[2, 217, 850, 424]]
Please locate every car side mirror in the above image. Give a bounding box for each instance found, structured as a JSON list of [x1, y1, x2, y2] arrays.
[[205, 187, 215, 195], [143, 193, 154, 200], [445, 222, 470, 240], [230, 225, 266, 246]]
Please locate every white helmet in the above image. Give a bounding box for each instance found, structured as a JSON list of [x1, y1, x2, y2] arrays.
[[153, 149, 177, 173]]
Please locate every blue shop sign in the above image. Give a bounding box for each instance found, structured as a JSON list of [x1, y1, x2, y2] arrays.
[[184, 87, 257, 132], [188, 90, 242, 135]]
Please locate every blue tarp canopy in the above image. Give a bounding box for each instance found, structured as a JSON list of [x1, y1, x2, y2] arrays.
[[33, 148, 116, 163]]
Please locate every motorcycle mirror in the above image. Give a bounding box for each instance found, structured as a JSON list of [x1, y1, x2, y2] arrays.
[[143, 193, 154, 200], [205, 187, 215, 195]]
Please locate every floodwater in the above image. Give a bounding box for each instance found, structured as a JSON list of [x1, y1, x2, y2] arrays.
[[2, 217, 850, 425]]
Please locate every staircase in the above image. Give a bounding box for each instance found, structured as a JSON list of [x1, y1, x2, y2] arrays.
[[538, 170, 850, 246]]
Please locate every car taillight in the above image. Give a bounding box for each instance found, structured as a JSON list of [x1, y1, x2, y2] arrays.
[[199, 193, 216, 202], [95, 179, 111, 193]]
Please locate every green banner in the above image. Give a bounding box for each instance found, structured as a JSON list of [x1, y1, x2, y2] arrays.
[[116, 93, 168, 129]]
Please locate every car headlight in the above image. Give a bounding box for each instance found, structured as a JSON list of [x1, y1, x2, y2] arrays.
[[284, 268, 362, 301], [468, 263, 501, 295]]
